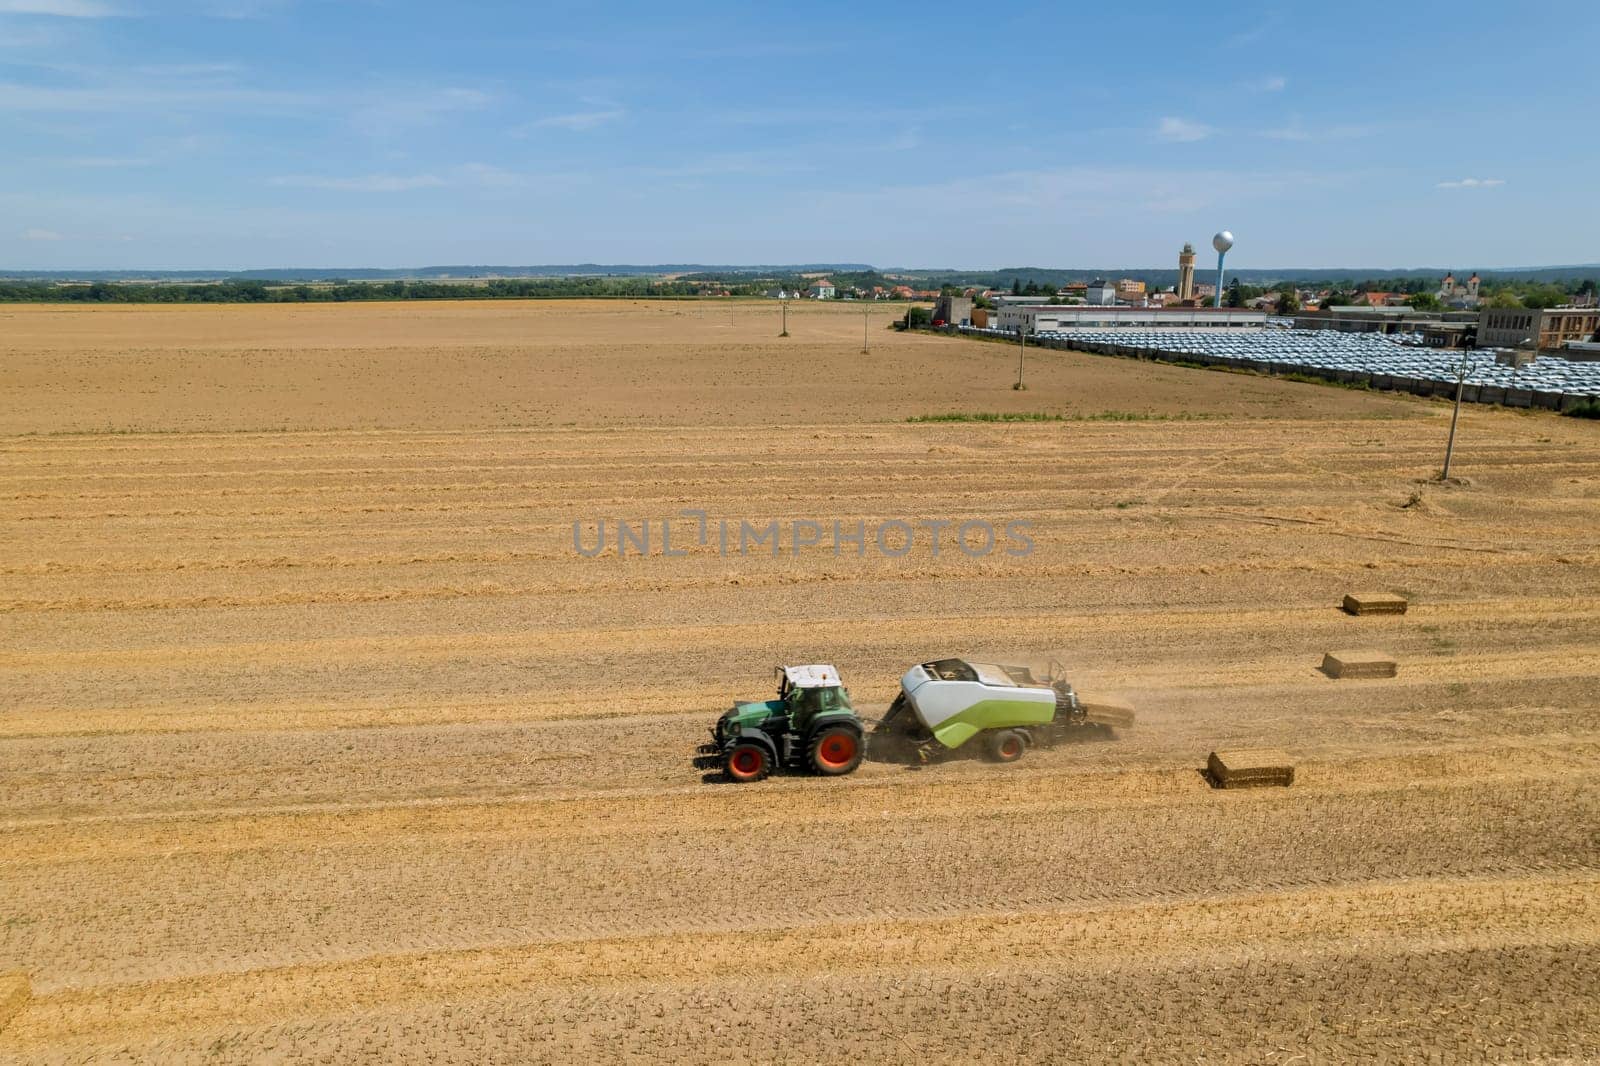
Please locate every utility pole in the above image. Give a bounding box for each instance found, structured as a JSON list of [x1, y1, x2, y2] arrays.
[[861, 306, 870, 354], [1014, 323, 1027, 390], [780, 300, 789, 337], [1441, 347, 1470, 480]]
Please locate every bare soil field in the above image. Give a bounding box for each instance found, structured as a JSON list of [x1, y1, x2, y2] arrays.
[[2, 300, 1598, 1063]]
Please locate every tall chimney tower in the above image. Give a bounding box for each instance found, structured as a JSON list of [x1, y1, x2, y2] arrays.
[[1177, 242, 1196, 304]]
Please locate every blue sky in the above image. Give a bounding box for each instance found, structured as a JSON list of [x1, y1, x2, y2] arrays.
[[2, 0, 1597, 270]]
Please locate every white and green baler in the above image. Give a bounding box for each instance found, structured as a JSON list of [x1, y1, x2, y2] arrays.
[[872, 657, 1133, 762]]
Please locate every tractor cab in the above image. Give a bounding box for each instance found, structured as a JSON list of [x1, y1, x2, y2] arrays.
[[776, 664, 855, 731]]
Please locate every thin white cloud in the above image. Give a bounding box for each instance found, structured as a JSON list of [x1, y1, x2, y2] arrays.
[[1436, 177, 1505, 189], [0, 79, 307, 113], [884, 127, 920, 152], [130, 62, 243, 77], [829, 165, 1330, 219], [706, 104, 972, 128], [270, 173, 447, 192], [1260, 121, 1377, 142], [1253, 75, 1287, 92], [0, 23, 62, 45], [635, 152, 813, 180], [683, 40, 843, 59], [531, 107, 624, 131], [0, 0, 118, 16], [267, 163, 533, 193], [193, 0, 294, 18], [0, 72, 490, 142], [348, 86, 493, 137], [56, 155, 152, 167], [1157, 116, 1213, 143], [453, 162, 522, 187], [1226, 15, 1281, 48], [20, 227, 64, 239]]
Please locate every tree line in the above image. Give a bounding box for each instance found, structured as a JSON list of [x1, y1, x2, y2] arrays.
[[2, 274, 1594, 309]]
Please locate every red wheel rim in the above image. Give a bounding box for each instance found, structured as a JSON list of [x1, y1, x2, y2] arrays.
[[730, 748, 762, 778], [817, 733, 858, 769], [1001, 737, 1021, 758]]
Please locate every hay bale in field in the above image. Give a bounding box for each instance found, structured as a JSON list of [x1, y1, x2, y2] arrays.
[[1320, 648, 1398, 679], [1078, 697, 1135, 729], [1341, 591, 1407, 616], [1207, 749, 1294, 789], [0, 972, 30, 1032]]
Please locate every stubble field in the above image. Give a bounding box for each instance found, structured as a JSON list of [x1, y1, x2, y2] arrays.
[[2, 300, 1598, 1063]]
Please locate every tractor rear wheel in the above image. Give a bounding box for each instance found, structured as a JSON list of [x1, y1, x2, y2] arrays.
[[808, 725, 864, 776], [987, 730, 1026, 763], [725, 742, 772, 783]]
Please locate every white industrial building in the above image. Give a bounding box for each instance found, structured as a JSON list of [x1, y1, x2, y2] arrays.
[[995, 305, 1267, 334], [1085, 279, 1118, 305]]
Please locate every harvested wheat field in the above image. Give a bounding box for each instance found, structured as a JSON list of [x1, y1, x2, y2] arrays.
[[2, 300, 1599, 1063]]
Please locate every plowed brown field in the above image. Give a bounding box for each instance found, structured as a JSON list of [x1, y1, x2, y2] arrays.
[[2, 300, 1598, 1063]]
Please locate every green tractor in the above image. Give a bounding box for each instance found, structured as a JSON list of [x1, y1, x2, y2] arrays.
[[698, 664, 866, 782]]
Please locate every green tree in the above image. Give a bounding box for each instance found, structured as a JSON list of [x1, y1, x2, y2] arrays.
[[1225, 278, 1245, 308], [1520, 284, 1569, 309], [1487, 291, 1524, 309], [1407, 292, 1444, 312], [1275, 288, 1301, 315]]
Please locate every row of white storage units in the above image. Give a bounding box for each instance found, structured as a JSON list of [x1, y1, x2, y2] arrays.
[[960, 327, 1600, 409]]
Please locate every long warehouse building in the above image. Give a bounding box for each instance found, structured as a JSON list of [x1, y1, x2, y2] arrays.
[[996, 305, 1267, 333]]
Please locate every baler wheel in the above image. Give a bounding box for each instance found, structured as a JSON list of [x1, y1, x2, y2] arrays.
[[808, 725, 864, 776], [725, 742, 771, 783], [987, 730, 1026, 763]]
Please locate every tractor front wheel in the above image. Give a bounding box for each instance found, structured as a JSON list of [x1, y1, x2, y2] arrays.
[[808, 725, 864, 776], [725, 742, 772, 783], [987, 730, 1027, 763]]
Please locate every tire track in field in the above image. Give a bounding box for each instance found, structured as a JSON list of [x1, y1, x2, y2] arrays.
[[7, 596, 1597, 662], [7, 739, 1598, 861], [11, 438, 1575, 489], [4, 873, 1593, 1052]]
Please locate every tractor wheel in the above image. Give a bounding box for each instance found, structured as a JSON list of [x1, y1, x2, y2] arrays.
[[808, 725, 864, 776], [986, 730, 1026, 763], [724, 742, 771, 783]]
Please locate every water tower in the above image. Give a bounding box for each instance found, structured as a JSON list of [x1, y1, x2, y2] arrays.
[[1212, 231, 1234, 308]]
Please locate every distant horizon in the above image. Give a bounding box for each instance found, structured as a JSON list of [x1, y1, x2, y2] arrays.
[[4, 260, 1599, 280]]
